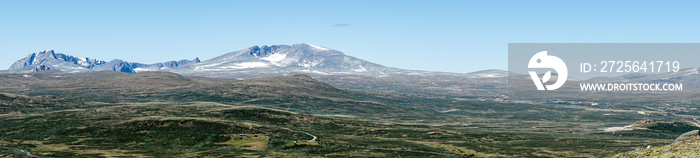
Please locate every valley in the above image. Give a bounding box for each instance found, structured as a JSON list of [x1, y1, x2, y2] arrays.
[[0, 71, 696, 157]]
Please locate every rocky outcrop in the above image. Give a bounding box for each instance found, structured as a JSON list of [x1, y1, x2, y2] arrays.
[[675, 130, 699, 143]]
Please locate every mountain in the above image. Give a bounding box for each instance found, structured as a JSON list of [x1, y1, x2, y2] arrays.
[[9, 50, 105, 72], [169, 43, 509, 97], [171, 43, 456, 78], [9, 45, 700, 90], [9, 50, 200, 73], [6, 44, 505, 78], [5, 44, 510, 98]]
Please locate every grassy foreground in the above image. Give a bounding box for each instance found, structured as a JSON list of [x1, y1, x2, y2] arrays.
[[614, 136, 700, 157], [0, 102, 674, 157]]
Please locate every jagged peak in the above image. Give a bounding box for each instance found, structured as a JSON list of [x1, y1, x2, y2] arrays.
[[248, 45, 287, 57], [26, 50, 56, 56], [9, 50, 105, 69], [9, 50, 199, 73], [246, 43, 332, 58], [31, 50, 57, 58]]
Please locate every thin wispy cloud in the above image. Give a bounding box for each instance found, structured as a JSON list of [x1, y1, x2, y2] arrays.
[[330, 23, 351, 27]]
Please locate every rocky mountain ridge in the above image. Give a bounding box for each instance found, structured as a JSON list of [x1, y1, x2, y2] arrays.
[[9, 50, 200, 73]]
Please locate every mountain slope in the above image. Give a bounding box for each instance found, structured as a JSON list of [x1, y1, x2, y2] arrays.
[[166, 43, 510, 98], [0, 93, 84, 114], [9, 50, 200, 73], [172, 43, 431, 78], [0, 70, 412, 118], [155, 74, 411, 116], [0, 71, 200, 102], [614, 130, 700, 157]]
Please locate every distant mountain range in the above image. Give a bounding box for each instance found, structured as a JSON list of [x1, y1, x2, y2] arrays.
[[10, 44, 697, 83], [4, 43, 511, 97], [6, 43, 698, 98], [6, 43, 506, 78], [9, 50, 200, 73]]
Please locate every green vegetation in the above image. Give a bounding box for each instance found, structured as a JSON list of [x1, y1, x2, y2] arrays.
[[641, 122, 700, 133], [0, 101, 675, 157], [284, 141, 319, 147], [220, 136, 270, 150], [0, 71, 697, 157], [0, 93, 84, 114]]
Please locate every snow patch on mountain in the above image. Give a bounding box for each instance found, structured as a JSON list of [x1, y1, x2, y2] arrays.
[[353, 66, 368, 72], [304, 43, 330, 51], [133, 68, 151, 72], [466, 69, 508, 78], [260, 53, 287, 62], [77, 57, 90, 66], [195, 61, 271, 71], [300, 69, 330, 75], [299, 58, 324, 68], [260, 53, 292, 66], [227, 62, 270, 69]]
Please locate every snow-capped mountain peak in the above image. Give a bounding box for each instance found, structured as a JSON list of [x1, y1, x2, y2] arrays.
[[9, 50, 106, 70], [9, 50, 199, 73], [7, 44, 471, 79], [173, 43, 408, 78]]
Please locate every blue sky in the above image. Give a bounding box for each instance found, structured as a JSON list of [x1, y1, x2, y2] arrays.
[[1, 0, 699, 73]]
